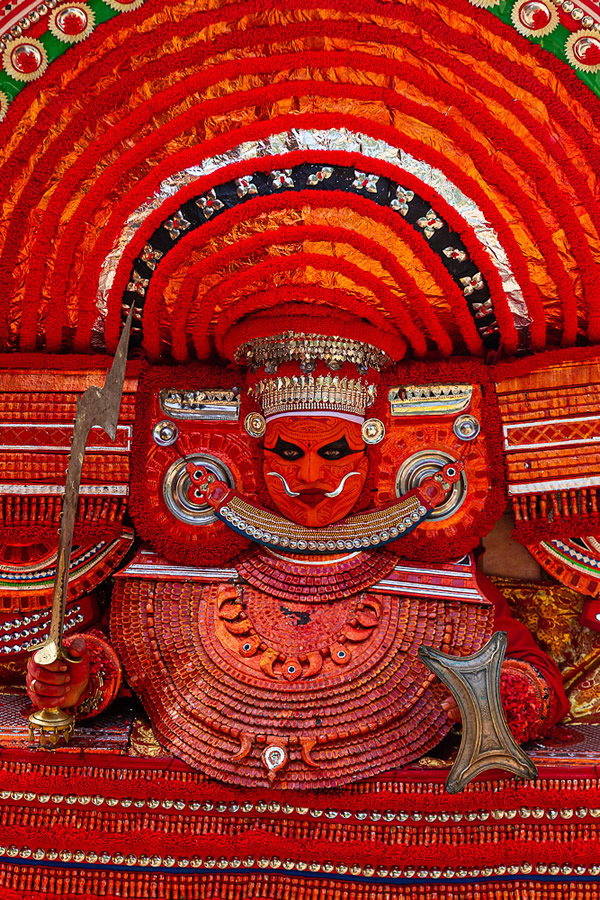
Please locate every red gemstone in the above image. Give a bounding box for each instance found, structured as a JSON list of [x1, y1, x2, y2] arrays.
[[574, 35, 600, 66], [56, 7, 88, 35]]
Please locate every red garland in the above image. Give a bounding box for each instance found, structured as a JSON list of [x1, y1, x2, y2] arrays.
[[11, 74, 556, 356], [160, 251, 431, 360], [97, 88, 548, 357], [109, 168, 490, 358], [141, 209, 459, 361], [223, 309, 406, 364], [500, 664, 549, 744], [55, 34, 596, 356], [4, 0, 600, 149], [170, 216, 460, 356], [216, 287, 407, 362], [90, 108, 530, 357], [93, 68, 572, 357], [2, 4, 596, 356]]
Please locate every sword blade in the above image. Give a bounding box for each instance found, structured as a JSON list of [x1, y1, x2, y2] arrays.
[[42, 307, 134, 660]]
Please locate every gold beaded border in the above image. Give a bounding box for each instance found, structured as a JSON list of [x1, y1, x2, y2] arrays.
[[0, 843, 597, 879], [2, 788, 600, 822]]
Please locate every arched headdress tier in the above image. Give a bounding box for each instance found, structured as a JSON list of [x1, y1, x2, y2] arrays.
[[234, 331, 392, 374]]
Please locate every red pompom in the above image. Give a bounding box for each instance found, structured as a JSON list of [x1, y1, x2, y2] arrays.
[[500, 660, 552, 743]]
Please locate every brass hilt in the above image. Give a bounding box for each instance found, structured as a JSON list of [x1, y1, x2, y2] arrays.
[[28, 706, 75, 747]]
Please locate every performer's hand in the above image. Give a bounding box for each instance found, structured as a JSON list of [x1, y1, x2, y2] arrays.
[[26, 637, 90, 709], [441, 695, 461, 724]]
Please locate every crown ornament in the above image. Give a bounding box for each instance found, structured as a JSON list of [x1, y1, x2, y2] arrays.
[[238, 331, 390, 420], [235, 332, 391, 373], [250, 373, 376, 419]]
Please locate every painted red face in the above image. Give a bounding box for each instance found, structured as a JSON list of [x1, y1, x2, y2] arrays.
[[263, 416, 369, 527]]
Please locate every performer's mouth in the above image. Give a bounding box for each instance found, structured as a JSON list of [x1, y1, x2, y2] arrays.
[[297, 490, 326, 508]]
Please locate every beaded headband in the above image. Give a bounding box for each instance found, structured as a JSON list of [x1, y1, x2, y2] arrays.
[[250, 373, 376, 420]]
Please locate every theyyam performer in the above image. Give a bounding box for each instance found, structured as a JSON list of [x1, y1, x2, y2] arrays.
[[6, 0, 600, 890], [26, 308, 568, 789]]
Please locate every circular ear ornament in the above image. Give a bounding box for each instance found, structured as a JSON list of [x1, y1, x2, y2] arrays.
[[453, 414, 481, 441], [153, 420, 178, 446], [244, 412, 266, 438], [362, 418, 386, 445], [163, 454, 234, 526], [396, 450, 467, 521]]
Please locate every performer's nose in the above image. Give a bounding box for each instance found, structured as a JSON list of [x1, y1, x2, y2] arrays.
[[297, 449, 321, 484]]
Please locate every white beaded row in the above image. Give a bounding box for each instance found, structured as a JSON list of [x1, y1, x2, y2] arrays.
[[220, 505, 428, 550]]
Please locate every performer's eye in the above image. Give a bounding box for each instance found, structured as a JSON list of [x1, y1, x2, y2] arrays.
[[266, 437, 304, 460], [318, 437, 358, 460]]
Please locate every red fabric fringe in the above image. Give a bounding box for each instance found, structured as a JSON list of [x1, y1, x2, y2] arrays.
[[514, 516, 600, 546], [2, 822, 600, 870], [4, 755, 600, 875], [0, 524, 125, 546], [1, 756, 599, 813], [492, 344, 600, 546]]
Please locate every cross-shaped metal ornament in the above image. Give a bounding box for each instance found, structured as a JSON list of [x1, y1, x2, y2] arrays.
[[419, 631, 538, 793]]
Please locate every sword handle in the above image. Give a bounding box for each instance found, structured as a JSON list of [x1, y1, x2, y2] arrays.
[[32, 639, 80, 667]]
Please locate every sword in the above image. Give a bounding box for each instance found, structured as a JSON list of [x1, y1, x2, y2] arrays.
[[28, 306, 134, 746]]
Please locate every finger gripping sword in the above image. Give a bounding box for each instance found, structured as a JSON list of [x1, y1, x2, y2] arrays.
[[28, 307, 134, 746]]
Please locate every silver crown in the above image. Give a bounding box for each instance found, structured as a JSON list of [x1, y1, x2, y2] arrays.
[[236, 332, 391, 373], [251, 373, 376, 418]]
